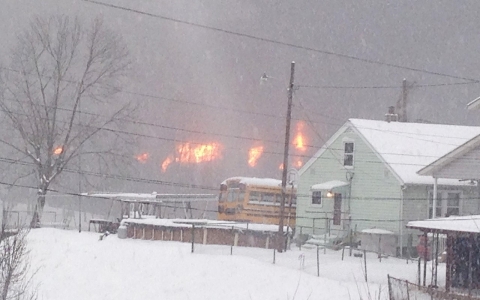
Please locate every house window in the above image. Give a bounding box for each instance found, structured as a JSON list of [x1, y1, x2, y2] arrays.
[[344, 142, 354, 167], [312, 191, 322, 205], [446, 192, 460, 216], [428, 190, 461, 218]]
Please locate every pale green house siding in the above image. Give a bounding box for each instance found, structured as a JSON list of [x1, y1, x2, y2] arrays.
[[297, 121, 480, 256], [297, 127, 402, 236]]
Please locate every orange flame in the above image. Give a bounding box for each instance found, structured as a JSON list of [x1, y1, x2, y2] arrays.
[[53, 146, 63, 155], [161, 142, 223, 172], [176, 142, 222, 163], [279, 159, 302, 170], [293, 121, 307, 152], [161, 155, 173, 172], [248, 146, 264, 167], [136, 153, 149, 163], [294, 159, 303, 168]]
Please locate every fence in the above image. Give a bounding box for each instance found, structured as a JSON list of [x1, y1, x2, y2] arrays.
[[1, 194, 121, 230], [387, 275, 480, 300], [123, 221, 287, 251], [2, 209, 62, 227]]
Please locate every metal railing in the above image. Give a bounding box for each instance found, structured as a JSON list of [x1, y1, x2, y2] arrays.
[[387, 275, 480, 300]]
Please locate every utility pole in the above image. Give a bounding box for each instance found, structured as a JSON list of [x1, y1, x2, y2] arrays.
[[400, 78, 408, 122], [78, 101, 82, 233], [278, 61, 295, 252]]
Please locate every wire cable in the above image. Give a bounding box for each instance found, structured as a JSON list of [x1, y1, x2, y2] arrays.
[[82, 0, 480, 83]]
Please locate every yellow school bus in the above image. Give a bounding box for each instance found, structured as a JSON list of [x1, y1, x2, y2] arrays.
[[217, 177, 296, 228]]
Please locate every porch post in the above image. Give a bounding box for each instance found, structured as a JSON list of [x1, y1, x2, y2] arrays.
[[423, 231, 428, 286], [469, 234, 473, 295], [435, 232, 439, 287], [446, 234, 453, 292], [432, 177, 438, 218]]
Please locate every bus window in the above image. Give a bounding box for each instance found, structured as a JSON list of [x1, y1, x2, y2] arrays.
[[249, 191, 261, 203], [261, 193, 275, 204], [228, 188, 239, 202], [238, 190, 245, 203], [219, 184, 228, 202], [289, 194, 297, 206]]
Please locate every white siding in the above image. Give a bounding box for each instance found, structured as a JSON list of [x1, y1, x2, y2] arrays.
[[433, 147, 480, 179]]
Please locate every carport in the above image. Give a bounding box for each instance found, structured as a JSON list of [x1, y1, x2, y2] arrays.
[[407, 215, 480, 294]]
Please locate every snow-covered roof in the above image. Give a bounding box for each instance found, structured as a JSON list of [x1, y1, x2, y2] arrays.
[[361, 228, 395, 235], [83, 192, 158, 200], [83, 192, 217, 202], [311, 180, 349, 191], [121, 218, 289, 233], [407, 215, 480, 234], [349, 119, 480, 185], [417, 134, 480, 177], [221, 177, 283, 188]]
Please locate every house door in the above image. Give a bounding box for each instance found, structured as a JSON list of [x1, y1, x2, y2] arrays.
[[333, 193, 342, 225]]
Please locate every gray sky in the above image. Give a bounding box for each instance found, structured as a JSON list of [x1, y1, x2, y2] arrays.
[[2, 0, 480, 194]]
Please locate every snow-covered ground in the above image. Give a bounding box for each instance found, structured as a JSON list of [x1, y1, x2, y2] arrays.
[[27, 228, 442, 300]]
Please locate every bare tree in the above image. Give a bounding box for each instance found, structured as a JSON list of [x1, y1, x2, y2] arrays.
[[0, 15, 131, 226], [0, 211, 37, 300]]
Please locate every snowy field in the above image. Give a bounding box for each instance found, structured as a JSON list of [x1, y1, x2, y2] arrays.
[[27, 228, 442, 300]]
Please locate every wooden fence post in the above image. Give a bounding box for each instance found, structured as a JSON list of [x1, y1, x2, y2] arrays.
[[203, 228, 208, 245], [191, 224, 195, 253], [364, 249, 367, 282]]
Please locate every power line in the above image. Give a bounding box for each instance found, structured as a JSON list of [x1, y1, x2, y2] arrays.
[[2, 101, 479, 161], [296, 81, 479, 90], [2, 154, 480, 201], [0, 65, 323, 127], [0, 176, 474, 206], [2, 66, 477, 150], [3, 177, 480, 220], [82, 0, 480, 83], [4, 114, 480, 166]]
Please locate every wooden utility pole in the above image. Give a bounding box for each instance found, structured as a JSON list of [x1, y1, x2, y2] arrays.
[[78, 100, 82, 233], [278, 61, 295, 252], [401, 78, 407, 122], [397, 78, 409, 122]]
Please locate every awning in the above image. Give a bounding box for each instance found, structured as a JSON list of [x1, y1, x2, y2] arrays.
[[407, 215, 480, 234], [310, 180, 349, 191]]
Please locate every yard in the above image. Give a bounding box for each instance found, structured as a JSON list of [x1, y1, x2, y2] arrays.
[[26, 228, 440, 300]]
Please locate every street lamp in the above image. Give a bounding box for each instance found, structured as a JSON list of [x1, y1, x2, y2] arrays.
[[278, 61, 296, 252]]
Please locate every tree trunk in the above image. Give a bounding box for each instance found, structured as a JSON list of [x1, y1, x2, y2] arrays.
[[30, 189, 47, 228]]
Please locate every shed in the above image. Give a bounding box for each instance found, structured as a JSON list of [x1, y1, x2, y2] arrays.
[[360, 228, 397, 257]]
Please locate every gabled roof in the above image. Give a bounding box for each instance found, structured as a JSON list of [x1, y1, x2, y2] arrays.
[[467, 96, 480, 110], [417, 134, 480, 176], [300, 118, 480, 185]]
